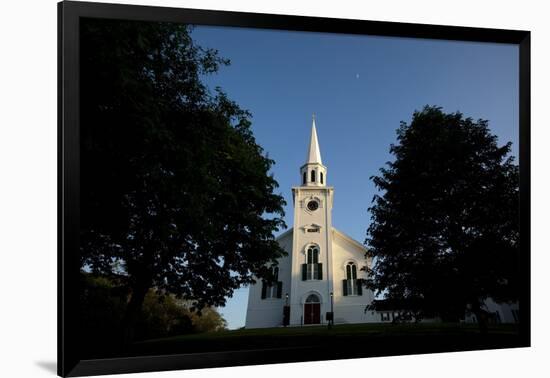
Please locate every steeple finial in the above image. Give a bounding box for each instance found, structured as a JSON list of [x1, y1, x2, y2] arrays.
[[306, 116, 322, 165]]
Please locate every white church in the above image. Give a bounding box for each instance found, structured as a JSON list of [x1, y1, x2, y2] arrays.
[[245, 119, 378, 328], [245, 118, 520, 328]]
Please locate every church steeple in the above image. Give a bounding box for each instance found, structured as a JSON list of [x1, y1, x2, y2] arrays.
[[306, 116, 323, 165], [300, 116, 327, 187]]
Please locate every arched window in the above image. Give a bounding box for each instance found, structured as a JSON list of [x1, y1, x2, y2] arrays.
[[302, 246, 322, 280], [311, 170, 316, 182], [346, 262, 357, 280], [303, 171, 306, 184], [307, 246, 319, 264], [343, 262, 362, 296], [305, 294, 320, 303], [320, 172, 324, 184]]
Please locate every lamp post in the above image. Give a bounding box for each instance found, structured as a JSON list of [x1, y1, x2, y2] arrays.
[[283, 293, 290, 327], [328, 291, 334, 329]]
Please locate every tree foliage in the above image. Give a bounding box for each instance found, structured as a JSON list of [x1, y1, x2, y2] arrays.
[[365, 106, 519, 322], [80, 274, 227, 357], [137, 290, 227, 340], [80, 19, 286, 343]]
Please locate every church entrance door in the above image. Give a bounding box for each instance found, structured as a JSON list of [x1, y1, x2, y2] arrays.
[[303, 294, 321, 324]]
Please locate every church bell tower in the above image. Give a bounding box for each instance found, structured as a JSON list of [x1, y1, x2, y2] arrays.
[[300, 116, 327, 187], [289, 116, 334, 325]]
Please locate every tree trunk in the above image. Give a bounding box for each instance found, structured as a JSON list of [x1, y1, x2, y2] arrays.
[[472, 305, 489, 334], [120, 281, 150, 350]]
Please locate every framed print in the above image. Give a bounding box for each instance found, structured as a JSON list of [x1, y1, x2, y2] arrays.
[[58, 1, 530, 376]]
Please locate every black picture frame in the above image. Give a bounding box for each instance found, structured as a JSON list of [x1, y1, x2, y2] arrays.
[[58, 1, 530, 376]]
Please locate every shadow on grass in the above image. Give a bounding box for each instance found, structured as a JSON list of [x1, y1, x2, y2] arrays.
[[129, 322, 522, 358]]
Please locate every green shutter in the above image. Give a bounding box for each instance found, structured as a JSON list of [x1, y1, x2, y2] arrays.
[[357, 279, 363, 296], [302, 264, 307, 280], [317, 263, 322, 280], [342, 279, 348, 296], [261, 281, 267, 299], [276, 281, 283, 298]]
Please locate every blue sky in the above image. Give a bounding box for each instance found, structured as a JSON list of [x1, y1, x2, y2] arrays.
[[190, 25, 519, 329]]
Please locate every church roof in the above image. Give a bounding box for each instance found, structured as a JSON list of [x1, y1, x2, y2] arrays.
[[275, 227, 368, 254], [275, 228, 293, 241], [306, 118, 323, 165], [332, 228, 369, 253]]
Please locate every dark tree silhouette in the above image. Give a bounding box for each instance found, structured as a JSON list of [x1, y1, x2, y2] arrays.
[[80, 19, 286, 346], [365, 106, 519, 328]]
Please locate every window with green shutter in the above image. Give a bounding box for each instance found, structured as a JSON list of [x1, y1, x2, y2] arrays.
[[304, 246, 322, 280], [262, 267, 283, 299], [261, 281, 267, 299], [276, 281, 283, 298], [342, 279, 348, 296]]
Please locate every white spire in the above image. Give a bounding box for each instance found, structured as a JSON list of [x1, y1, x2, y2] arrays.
[[306, 115, 322, 165]]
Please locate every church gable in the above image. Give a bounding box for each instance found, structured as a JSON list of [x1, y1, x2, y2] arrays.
[[275, 228, 293, 244], [275, 229, 293, 257], [332, 228, 370, 265], [332, 227, 368, 256]]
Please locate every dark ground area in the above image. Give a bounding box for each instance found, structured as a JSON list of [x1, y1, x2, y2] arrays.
[[130, 322, 522, 357], [71, 322, 526, 376]]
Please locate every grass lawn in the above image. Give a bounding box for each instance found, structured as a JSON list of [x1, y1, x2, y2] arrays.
[[130, 322, 521, 358]]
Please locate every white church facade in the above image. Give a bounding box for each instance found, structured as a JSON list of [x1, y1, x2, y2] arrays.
[[245, 119, 519, 329], [245, 119, 379, 328]]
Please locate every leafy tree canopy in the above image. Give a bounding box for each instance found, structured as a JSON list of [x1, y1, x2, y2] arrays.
[[79, 19, 286, 342], [80, 274, 227, 358], [365, 106, 519, 322]]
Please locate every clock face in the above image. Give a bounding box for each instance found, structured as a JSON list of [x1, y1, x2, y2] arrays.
[[307, 200, 319, 211]]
